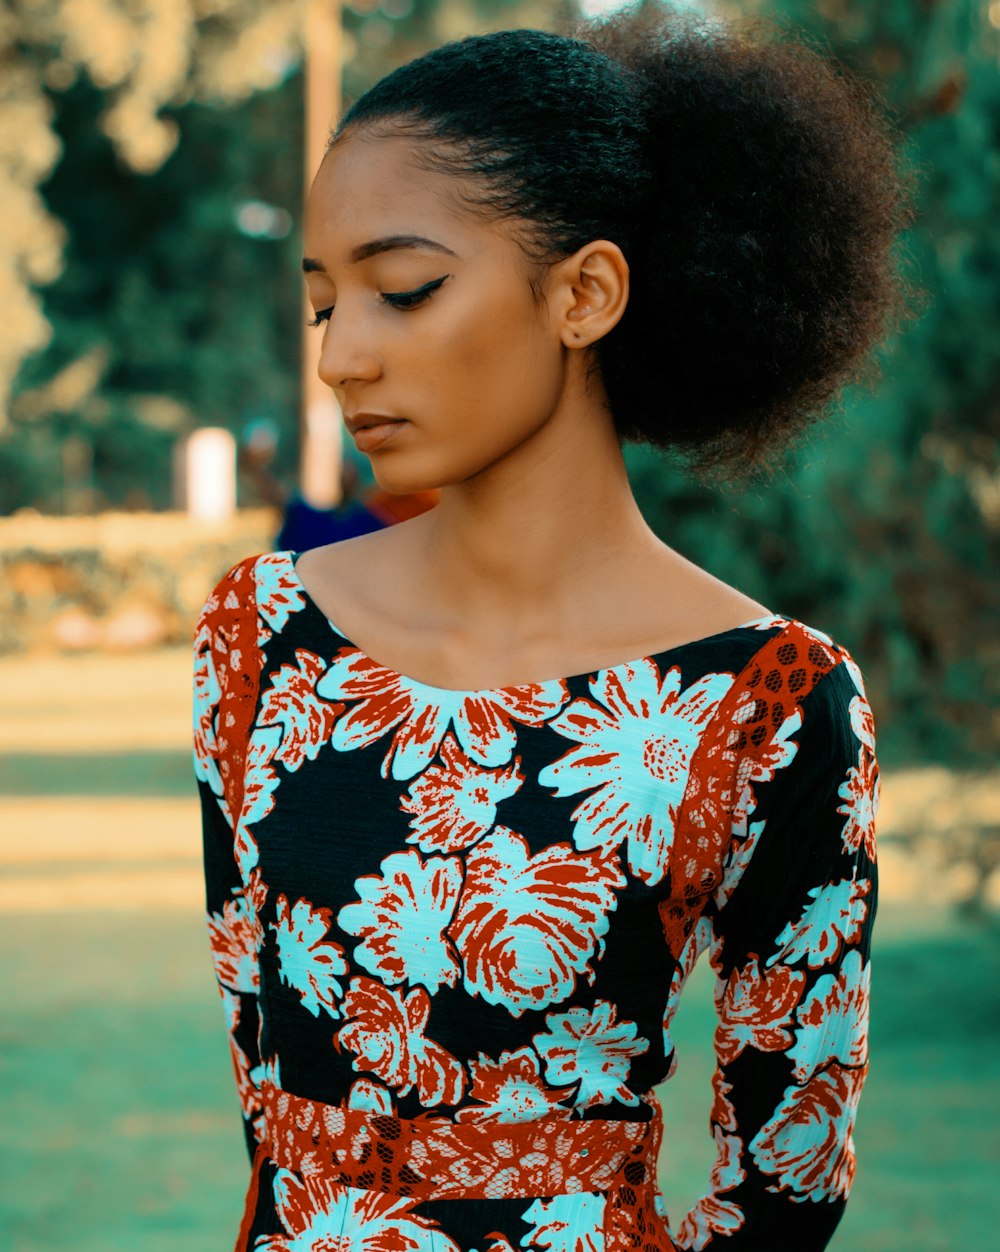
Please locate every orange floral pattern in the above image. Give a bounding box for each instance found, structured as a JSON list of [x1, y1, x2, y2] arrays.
[[338, 977, 465, 1107], [450, 826, 626, 1016], [194, 551, 879, 1251], [400, 732, 526, 853], [257, 647, 340, 771], [457, 1047, 571, 1123], [714, 957, 807, 1063]]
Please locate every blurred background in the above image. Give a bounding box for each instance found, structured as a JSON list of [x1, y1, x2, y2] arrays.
[[1, 0, 997, 1248]]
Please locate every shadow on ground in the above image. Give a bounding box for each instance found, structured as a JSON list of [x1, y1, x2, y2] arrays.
[[1, 752, 193, 797]]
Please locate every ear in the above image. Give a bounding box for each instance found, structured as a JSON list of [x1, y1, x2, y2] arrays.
[[554, 239, 630, 350]]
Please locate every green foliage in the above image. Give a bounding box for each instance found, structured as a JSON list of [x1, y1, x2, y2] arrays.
[[7, 68, 304, 509]]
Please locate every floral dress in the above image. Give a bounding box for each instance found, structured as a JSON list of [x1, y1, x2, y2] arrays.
[[193, 550, 879, 1252]]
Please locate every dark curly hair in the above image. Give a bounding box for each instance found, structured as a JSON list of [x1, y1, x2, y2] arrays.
[[332, 0, 922, 482]]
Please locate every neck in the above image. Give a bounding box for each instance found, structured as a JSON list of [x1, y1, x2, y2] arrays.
[[403, 396, 664, 638]]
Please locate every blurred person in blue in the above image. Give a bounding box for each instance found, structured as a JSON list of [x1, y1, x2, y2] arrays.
[[238, 417, 440, 550]]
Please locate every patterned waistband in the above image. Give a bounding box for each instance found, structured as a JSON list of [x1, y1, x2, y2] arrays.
[[259, 1079, 663, 1203]]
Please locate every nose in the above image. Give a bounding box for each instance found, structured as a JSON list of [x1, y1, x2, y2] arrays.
[[316, 318, 382, 390]]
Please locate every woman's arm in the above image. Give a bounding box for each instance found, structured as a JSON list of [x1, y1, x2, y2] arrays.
[[672, 657, 879, 1250]]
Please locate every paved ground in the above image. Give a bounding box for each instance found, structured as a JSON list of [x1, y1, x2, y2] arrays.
[[2, 647, 998, 1250]]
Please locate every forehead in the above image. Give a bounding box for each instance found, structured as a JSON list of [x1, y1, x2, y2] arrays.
[[304, 130, 488, 256]]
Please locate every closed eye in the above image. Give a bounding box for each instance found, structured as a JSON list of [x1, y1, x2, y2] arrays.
[[382, 274, 451, 310], [307, 274, 451, 327]]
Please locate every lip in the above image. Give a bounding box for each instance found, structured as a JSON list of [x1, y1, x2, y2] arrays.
[[344, 412, 404, 435], [351, 419, 407, 454]]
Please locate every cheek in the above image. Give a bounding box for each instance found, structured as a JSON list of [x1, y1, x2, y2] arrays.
[[368, 279, 568, 494], [422, 288, 563, 422]]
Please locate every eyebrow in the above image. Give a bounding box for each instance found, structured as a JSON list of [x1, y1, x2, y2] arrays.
[[302, 234, 459, 272]]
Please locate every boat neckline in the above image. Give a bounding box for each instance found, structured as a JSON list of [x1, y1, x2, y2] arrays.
[[283, 549, 783, 698]]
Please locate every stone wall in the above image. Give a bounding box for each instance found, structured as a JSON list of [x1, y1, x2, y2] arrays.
[[0, 508, 276, 653]]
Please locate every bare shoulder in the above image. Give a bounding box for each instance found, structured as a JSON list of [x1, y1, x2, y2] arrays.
[[633, 540, 773, 641], [291, 522, 421, 626], [294, 525, 396, 582], [699, 580, 773, 628]]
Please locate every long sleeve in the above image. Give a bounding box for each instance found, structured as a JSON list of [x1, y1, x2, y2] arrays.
[[193, 593, 266, 1165], [673, 656, 879, 1250]]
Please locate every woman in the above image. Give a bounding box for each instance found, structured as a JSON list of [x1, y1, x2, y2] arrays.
[[193, 4, 912, 1248]]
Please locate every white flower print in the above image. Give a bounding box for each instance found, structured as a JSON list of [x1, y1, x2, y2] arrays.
[[749, 1063, 865, 1202], [316, 651, 568, 781], [534, 1000, 649, 1110], [710, 1068, 739, 1135], [346, 1077, 394, 1115], [520, 1192, 605, 1252], [337, 977, 465, 1107], [766, 875, 873, 970], [254, 550, 307, 639], [273, 893, 349, 1018], [338, 849, 463, 994], [449, 827, 625, 1017], [192, 620, 225, 798], [257, 648, 339, 770], [676, 1191, 744, 1249], [537, 659, 735, 884], [842, 652, 869, 701], [837, 745, 879, 862], [847, 692, 876, 752], [715, 958, 807, 1065], [220, 986, 262, 1127], [206, 891, 259, 994], [255, 1172, 462, 1252], [676, 1125, 746, 1248], [785, 948, 870, 1083], [233, 723, 282, 878], [401, 732, 525, 853], [484, 1237, 519, 1252], [457, 1046, 570, 1123]]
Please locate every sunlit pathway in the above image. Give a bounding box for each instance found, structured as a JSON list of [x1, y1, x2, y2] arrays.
[[0, 648, 203, 912]]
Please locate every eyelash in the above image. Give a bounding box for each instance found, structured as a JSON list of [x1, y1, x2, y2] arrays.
[[307, 275, 449, 327]]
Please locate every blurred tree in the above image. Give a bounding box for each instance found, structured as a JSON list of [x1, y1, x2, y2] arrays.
[[0, 0, 303, 426], [3, 68, 305, 511]]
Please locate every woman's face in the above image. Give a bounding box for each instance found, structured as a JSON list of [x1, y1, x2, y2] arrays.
[[302, 129, 574, 493]]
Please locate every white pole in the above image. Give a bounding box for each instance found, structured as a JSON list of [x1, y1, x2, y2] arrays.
[[185, 427, 237, 522]]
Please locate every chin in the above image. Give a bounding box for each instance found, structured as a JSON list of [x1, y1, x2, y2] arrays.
[[369, 441, 504, 496], [369, 460, 447, 497]]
